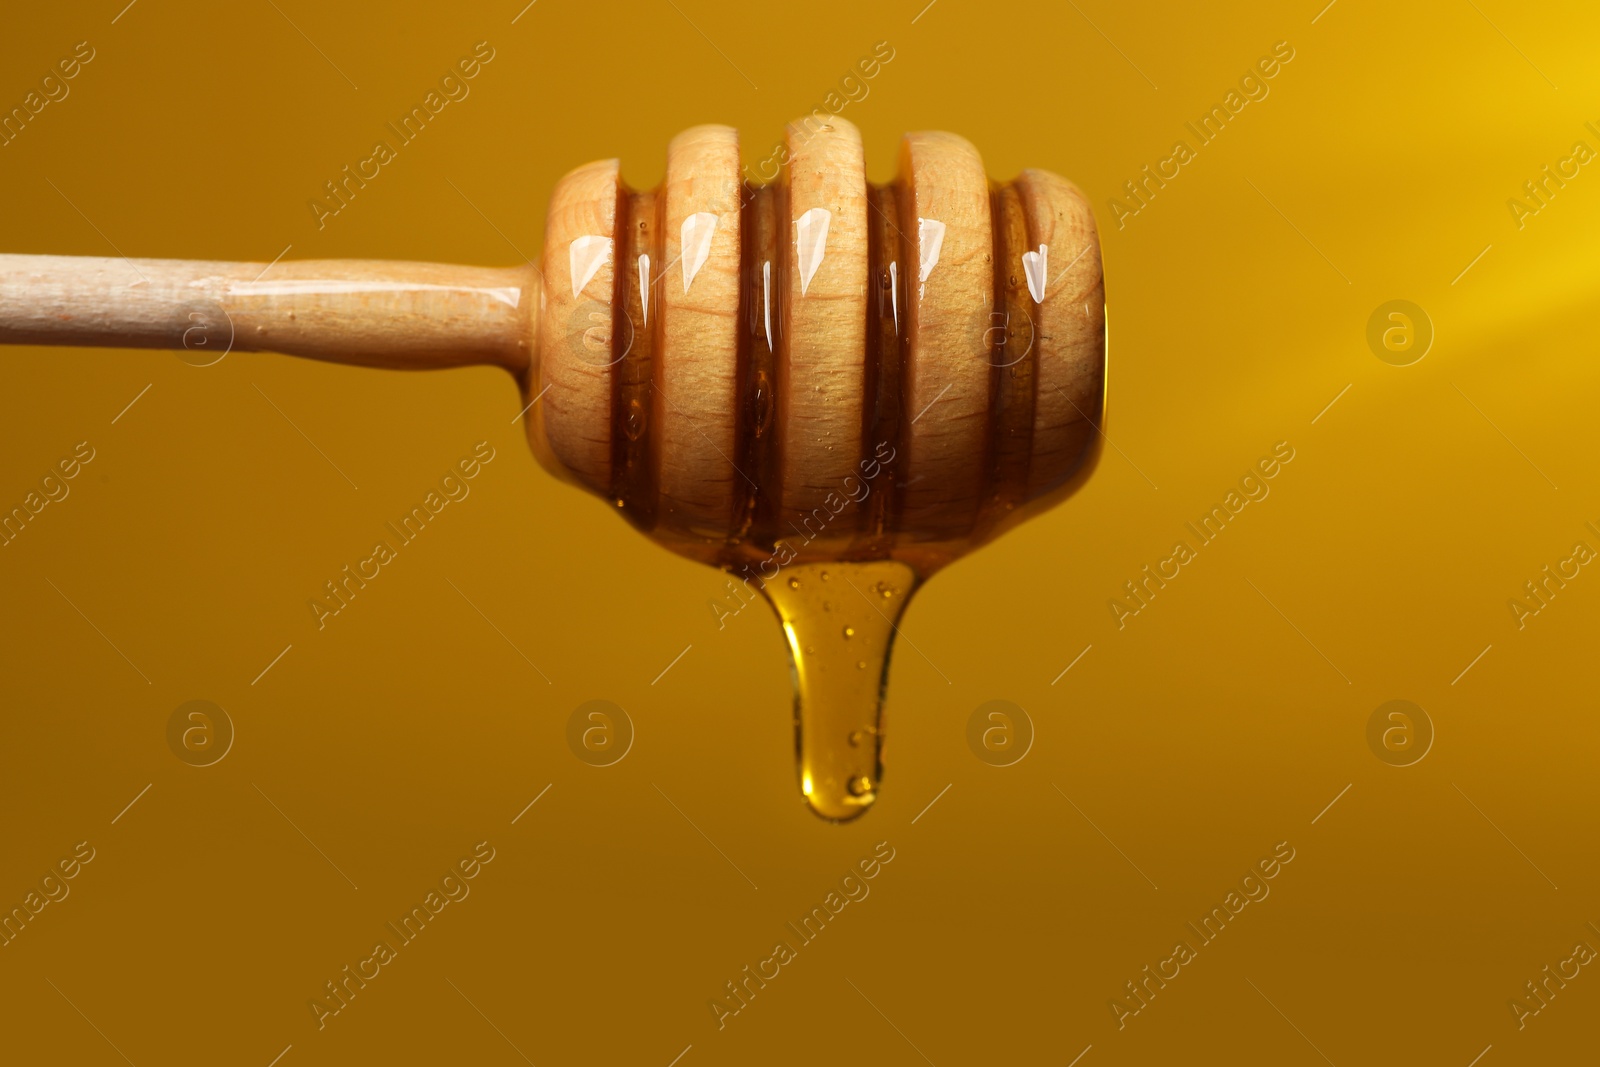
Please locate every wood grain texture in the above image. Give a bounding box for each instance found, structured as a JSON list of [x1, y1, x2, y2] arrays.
[[652, 125, 743, 541], [1016, 169, 1104, 499], [777, 117, 869, 552], [896, 131, 995, 547], [535, 158, 620, 498], [0, 254, 534, 371]]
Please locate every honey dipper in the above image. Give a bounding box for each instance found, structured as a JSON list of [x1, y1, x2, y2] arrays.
[[0, 118, 1106, 821]]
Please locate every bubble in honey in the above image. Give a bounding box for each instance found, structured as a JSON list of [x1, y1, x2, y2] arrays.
[[788, 577, 800, 589], [843, 626, 855, 639], [847, 776, 873, 797]]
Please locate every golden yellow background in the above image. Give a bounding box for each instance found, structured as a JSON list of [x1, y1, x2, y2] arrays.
[[2, 1, 1598, 1064]]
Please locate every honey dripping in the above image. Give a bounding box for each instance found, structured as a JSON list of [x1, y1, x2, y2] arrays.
[[757, 561, 918, 823], [556, 133, 1098, 824]]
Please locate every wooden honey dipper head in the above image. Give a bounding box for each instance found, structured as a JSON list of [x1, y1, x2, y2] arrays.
[[521, 118, 1106, 823], [0, 117, 1105, 823], [526, 117, 1106, 577]]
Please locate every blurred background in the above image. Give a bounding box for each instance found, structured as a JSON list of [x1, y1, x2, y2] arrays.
[[2, 1, 1598, 1063]]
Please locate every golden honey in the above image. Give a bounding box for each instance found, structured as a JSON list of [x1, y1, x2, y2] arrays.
[[757, 560, 917, 821]]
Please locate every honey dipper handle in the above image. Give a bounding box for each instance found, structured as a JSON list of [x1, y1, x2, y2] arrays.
[[0, 253, 538, 373]]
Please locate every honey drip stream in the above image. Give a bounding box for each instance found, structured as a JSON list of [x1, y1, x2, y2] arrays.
[[758, 560, 919, 822]]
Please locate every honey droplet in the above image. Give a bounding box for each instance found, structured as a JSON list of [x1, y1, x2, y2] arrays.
[[758, 560, 918, 823]]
